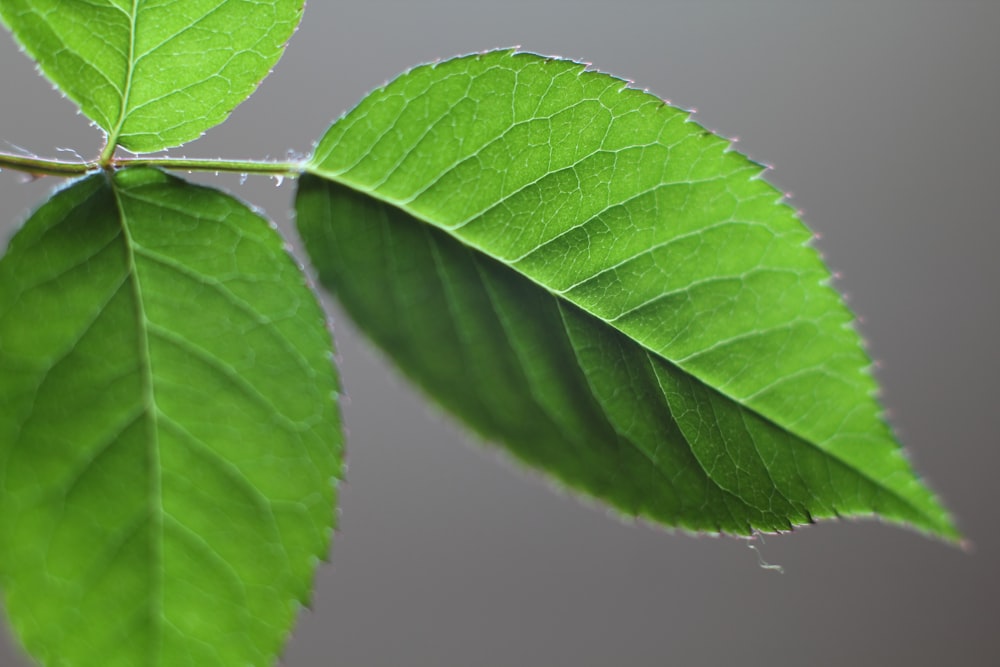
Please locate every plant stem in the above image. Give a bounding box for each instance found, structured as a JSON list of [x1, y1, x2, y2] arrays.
[[112, 157, 303, 177], [0, 151, 304, 178], [0, 151, 96, 176]]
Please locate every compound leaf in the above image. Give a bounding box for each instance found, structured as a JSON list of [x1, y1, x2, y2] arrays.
[[0, 169, 342, 666], [0, 0, 304, 153], [297, 50, 956, 540]]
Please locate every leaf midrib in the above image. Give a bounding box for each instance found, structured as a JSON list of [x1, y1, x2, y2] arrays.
[[304, 168, 792, 433], [111, 177, 163, 664], [308, 171, 949, 534], [102, 0, 140, 160]]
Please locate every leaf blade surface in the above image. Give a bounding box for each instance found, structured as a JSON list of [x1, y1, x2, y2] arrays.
[[0, 0, 304, 152], [299, 50, 955, 540], [0, 169, 342, 666]]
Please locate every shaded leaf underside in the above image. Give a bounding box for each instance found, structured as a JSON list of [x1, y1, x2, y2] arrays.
[[298, 179, 940, 535], [0, 169, 341, 666], [300, 50, 955, 539]]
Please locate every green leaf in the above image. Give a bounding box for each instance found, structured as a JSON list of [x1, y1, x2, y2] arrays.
[[0, 0, 304, 153], [0, 169, 342, 666], [297, 50, 956, 540]]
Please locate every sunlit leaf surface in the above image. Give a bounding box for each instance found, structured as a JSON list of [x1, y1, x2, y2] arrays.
[[0, 0, 304, 152], [298, 51, 956, 540]]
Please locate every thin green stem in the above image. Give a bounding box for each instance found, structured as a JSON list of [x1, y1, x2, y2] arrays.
[[0, 151, 304, 178], [0, 151, 96, 176], [112, 157, 304, 177]]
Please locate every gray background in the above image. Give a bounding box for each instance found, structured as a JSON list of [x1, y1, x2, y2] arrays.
[[2, 1, 998, 665]]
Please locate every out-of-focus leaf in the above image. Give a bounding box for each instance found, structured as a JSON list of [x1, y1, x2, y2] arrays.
[[0, 168, 342, 666]]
